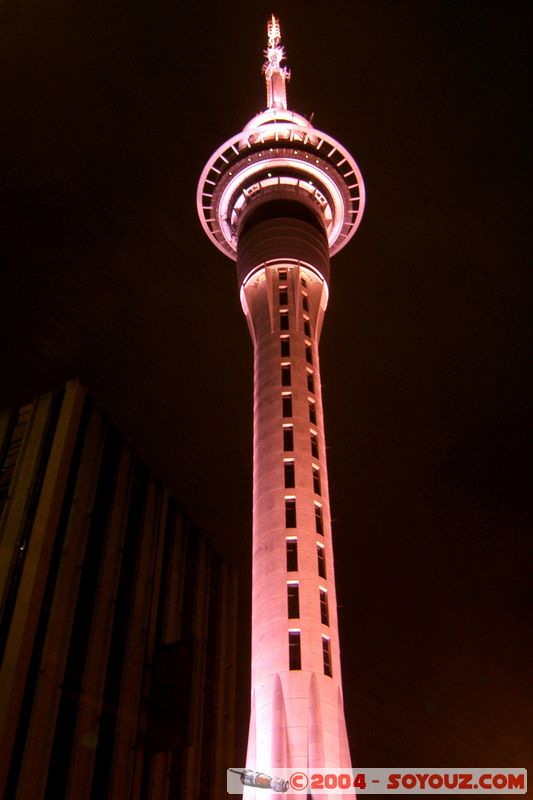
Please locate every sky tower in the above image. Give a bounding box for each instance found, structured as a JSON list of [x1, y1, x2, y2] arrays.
[[197, 16, 365, 792]]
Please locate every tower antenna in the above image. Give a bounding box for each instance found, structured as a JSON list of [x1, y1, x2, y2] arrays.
[[263, 14, 290, 110]]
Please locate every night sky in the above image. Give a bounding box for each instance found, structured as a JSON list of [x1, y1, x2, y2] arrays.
[[1, 0, 531, 781]]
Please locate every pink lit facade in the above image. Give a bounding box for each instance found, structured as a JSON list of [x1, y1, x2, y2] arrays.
[[197, 17, 365, 793]]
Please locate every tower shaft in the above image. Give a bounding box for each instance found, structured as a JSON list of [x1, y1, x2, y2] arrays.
[[241, 258, 352, 771], [238, 208, 353, 797]]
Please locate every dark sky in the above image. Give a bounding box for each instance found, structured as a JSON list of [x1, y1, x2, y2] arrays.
[[1, 0, 531, 780]]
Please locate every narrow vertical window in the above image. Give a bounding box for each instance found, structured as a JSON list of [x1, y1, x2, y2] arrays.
[[320, 589, 329, 626], [284, 461, 295, 488], [287, 583, 300, 618], [285, 498, 297, 528], [280, 337, 290, 357], [306, 344, 313, 364], [309, 400, 317, 425], [301, 276, 307, 288], [280, 312, 289, 331], [310, 431, 319, 458], [279, 269, 287, 281], [286, 539, 298, 572], [279, 288, 289, 306], [322, 636, 332, 677], [304, 318, 311, 337], [283, 427, 294, 451], [281, 365, 291, 386], [282, 395, 293, 418], [313, 466, 321, 495], [302, 294, 309, 312], [289, 631, 301, 670], [317, 544, 327, 579], [314, 503, 323, 535], [307, 372, 315, 393]]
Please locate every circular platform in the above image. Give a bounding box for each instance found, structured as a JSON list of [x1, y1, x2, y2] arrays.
[[197, 110, 365, 261]]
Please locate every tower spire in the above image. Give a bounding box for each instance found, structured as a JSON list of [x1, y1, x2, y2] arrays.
[[263, 14, 290, 110]]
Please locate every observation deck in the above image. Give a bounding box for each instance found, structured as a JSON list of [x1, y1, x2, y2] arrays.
[[197, 22, 365, 264], [197, 109, 365, 262]]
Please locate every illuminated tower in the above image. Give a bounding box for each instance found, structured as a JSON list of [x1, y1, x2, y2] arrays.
[[197, 16, 364, 788]]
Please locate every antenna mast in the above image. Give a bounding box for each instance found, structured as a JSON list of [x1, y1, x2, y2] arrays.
[[263, 14, 290, 110]]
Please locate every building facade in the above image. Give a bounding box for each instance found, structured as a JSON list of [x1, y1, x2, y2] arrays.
[[0, 379, 237, 800], [197, 17, 365, 792]]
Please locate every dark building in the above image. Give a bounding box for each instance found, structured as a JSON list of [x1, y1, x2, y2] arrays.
[[0, 379, 237, 800]]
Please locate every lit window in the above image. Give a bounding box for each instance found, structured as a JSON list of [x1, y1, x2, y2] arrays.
[[286, 539, 298, 571], [289, 631, 301, 670], [280, 337, 290, 357], [281, 365, 291, 386], [285, 498, 297, 528], [320, 589, 329, 626], [314, 503, 323, 535], [306, 344, 313, 365], [313, 466, 321, 495], [283, 427, 294, 451], [304, 318, 311, 337], [279, 288, 289, 306], [310, 431, 319, 459], [282, 396, 293, 418], [317, 544, 326, 578], [287, 583, 300, 618], [309, 400, 317, 425], [280, 312, 289, 331], [322, 635, 332, 677], [307, 373, 315, 393]]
